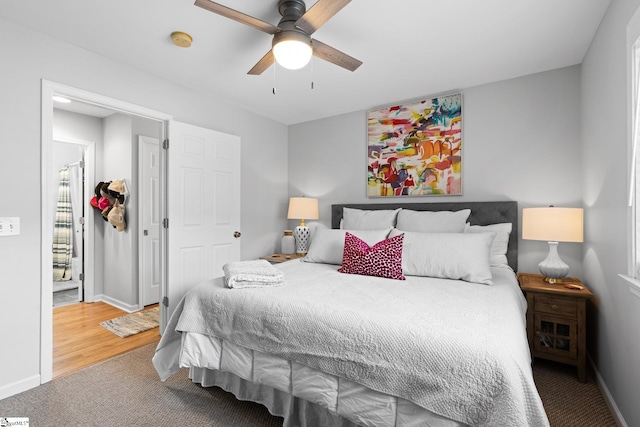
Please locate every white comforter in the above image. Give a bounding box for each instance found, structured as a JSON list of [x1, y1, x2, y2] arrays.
[[154, 260, 549, 427]]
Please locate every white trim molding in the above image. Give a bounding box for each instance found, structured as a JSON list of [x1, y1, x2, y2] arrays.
[[96, 294, 140, 314], [0, 375, 40, 401], [589, 355, 629, 427], [618, 274, 640, 299]]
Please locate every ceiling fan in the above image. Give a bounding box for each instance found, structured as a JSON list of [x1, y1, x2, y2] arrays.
[[194, 0, 362, 75]]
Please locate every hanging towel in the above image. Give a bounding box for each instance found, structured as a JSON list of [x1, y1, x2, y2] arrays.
[[53, 167, 73, 281], [223, 259, 284, 289]]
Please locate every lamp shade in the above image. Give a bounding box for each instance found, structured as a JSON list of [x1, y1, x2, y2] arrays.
[[273, 40, 312, 69], [272, 31, 312, 70], [287, 197, 319, 221], [522, 207, 584, 243]]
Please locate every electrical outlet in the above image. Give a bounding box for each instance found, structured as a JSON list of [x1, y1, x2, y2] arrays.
[[0, 217, 20, 236]]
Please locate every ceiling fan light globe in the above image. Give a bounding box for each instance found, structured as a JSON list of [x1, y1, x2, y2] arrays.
[[273, 39, 312, 70]]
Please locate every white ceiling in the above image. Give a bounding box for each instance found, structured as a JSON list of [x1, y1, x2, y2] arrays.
[[0, 0, 610, 125]]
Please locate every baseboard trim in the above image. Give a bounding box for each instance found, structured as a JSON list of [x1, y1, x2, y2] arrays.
[[0, 374, 40, 401], [589, 355, 628, 427], [95, 294, 140, 313]]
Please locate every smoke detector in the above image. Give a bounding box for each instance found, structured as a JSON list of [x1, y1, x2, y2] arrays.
[[171, 31, 193, 48]]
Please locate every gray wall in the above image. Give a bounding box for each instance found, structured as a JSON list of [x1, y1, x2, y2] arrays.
[[581, 0, 640, 425], [102, 114, 136, 308], [289, 65, 584, 277], [0, 16, 288, 399]]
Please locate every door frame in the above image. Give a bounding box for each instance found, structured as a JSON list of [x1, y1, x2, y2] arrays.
[[52, 138, 96, 303], [41, 80, 171, 383]]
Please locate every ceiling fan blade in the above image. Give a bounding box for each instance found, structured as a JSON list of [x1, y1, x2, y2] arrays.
[[312, 39, 362, 72], [247, 50, 276, 75], [296, 0, 351, 35], [194, 0, 279, 35]]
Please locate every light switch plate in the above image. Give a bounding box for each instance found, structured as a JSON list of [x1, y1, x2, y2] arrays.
[[0, 217, 20, 236]]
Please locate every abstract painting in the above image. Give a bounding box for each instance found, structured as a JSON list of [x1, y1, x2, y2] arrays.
[[367, 93, 462, 197]]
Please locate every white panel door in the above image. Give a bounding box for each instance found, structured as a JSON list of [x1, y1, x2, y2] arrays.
[[139, 135, 161, 306], [164, 121, 241, 329]]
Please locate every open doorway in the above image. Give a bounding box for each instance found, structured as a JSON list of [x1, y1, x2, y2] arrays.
[[41, 80, 242, 383], [41, 80, 171, 383], [51, 139, 93, 307]]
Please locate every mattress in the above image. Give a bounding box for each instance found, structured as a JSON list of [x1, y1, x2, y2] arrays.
[[154, 260, 549, 427]]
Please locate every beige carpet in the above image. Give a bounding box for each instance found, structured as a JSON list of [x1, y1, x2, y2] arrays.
[[0, 343, 282, 427], [533, 358, 617, 427], [0, 343, 617, 426], [99, 307, 159, 338]]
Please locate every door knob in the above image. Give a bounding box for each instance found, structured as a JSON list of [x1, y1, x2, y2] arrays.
[[233, 231, 241, 238]]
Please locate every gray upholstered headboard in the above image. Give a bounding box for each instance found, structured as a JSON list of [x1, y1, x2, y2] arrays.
[[331, 201, 518, 272]]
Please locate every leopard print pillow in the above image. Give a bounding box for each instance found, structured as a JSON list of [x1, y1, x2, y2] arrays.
[[338, 232, 405, 280]]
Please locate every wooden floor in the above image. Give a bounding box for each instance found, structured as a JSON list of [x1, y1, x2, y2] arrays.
[[53, 301, 160, 379]]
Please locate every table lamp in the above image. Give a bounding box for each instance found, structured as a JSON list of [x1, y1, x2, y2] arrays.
[[287, 197, 319, 254], [522, 207, 584, 283]]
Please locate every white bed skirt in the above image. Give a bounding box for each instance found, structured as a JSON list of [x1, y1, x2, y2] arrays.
[[190, 367, 360, 427], [175, 333, 465, 427]]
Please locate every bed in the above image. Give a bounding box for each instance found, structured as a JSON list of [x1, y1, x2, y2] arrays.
[[153, 201, 550, 427]]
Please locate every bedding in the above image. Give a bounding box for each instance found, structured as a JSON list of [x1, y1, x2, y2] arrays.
[[304, 228, 390, 265], [154, 260, 549, 427], [331, 202, 519, 272], [337, 232, 405, 280], [395, 209, 471, 233], [341, 207, 400, 230], [465, 222, 512, 268], [222, 259, 284, 288], [388, 229, 495, 284]]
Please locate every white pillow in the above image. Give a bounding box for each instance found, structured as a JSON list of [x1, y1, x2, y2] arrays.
[[308, 221, 328, 240], [388, 228, 495, 285], [396, 209, 470, 233], [465, 222, 512, 268], [342, 207, 400, 230], [304, 228, 390, 265]]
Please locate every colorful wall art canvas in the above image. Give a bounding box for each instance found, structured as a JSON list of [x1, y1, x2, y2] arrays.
[[367, 93, 462, 197]]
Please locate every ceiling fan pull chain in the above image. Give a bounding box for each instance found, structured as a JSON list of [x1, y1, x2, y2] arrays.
[[272, 63, 277, 95], [311, 56, 314, 90]]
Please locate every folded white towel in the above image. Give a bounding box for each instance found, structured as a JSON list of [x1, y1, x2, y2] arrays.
[[223, 259, 284, 289]]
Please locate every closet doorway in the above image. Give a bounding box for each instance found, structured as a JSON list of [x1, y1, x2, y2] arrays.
[[51, 139, 95, 307]]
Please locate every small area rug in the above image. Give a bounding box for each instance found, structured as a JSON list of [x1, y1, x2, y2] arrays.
[[99, 307, 159, 338]]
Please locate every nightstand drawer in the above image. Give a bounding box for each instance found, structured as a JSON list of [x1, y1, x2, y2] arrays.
[[534, 294, 577, 317]]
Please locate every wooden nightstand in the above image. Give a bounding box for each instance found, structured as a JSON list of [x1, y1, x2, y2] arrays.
[[261, 253, 305, 264], [517, 273, 593, 382]]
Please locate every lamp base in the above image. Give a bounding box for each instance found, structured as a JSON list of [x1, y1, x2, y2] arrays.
[[543, 277, 566, 284], [294, 225, 311, 254], [539, 241, 569, 284]]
